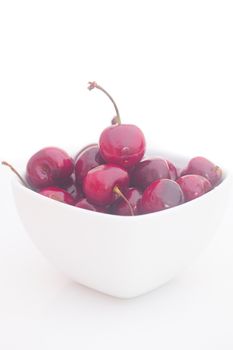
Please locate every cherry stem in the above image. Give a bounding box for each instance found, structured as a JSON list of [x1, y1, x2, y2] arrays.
[[113, 185, 134, 216], [88, 81, 121, 125], [1, 161, 28, 187]]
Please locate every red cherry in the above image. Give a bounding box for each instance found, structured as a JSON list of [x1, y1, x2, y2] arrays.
[[75, 144, 104, 185], [75, 198, 106, 212], [83, 164, 129, 206], [39, 187, 75, 205], [26, 147, 74, 189], [167, 160, 178, 180], [141, 179, 184, 214], [181, 156, 222, 187], [88, 81, 146, 169], [111, 187, 142, 216], [58, 176, 83, 202], [99, 125, 145, 169], [131, 158, 171, 190], [176, 175, 212, 202], [74, 143, 98, 161]]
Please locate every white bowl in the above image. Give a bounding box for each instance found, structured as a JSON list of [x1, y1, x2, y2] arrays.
[[11, 150, 231, 298]]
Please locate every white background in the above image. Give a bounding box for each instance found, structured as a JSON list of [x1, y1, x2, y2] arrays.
[[0, 0, 233, 349]]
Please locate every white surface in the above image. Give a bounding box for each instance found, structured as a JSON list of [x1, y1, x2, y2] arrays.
[[0, 0, 233, 348], [12, 150, 232, 298]]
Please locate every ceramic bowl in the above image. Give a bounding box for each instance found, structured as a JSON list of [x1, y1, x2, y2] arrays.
[[11, 149, 231, 298]]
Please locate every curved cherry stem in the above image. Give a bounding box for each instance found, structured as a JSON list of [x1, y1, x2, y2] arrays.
[[113, 185, 134, 216], [1, 161, 28, 187], [88, 81, 121, 125]]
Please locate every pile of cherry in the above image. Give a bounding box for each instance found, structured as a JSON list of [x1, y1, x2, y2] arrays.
[[2, 82, 223, 216]]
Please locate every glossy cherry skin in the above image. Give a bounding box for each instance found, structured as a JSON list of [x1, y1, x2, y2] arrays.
[[141, 179, 184, 214], [75, 145, 104, 185], [39, 187, 75, 205], [58, 176, 83, 202], [26, 147, 74, 189], [83, 164, 129, 206], [74, 143, 98, 161], [131, 158, 171, 190], [181, 156, 222, 187], [167, 160, 178, 180], [75, 198, 106, 212], [99, 124, 146, 169], [111, 187, 142, 216], [176, 175, 212, 202]]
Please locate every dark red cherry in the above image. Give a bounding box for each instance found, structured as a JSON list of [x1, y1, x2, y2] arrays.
[[176, 175, 212, 202], [88, 81, 146, 169], [141, 179, 184, 214], [99, 125, 145, 169], [39, 187, 75, 205], [131, 158, 171, 190], [167, 160, 178, 180], [111, 187, 142, 216], [75, 198, 106, 212], [83, 164, 129, 206], [58, 176, 83, 202], [75, 144, 104, 185], [74, 143, 98, 161], [181, 156, 222, 187], [26, 147, 74, 189]]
